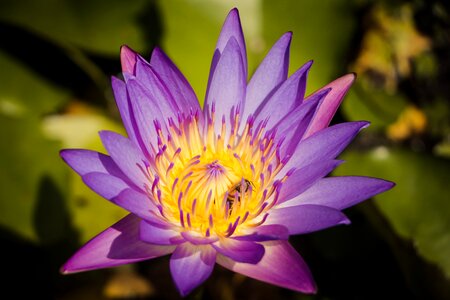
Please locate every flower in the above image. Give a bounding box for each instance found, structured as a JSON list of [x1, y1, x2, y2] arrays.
[[60, 8, 394, 296]]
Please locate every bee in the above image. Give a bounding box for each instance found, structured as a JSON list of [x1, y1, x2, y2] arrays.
[[226, 179, 254, 213]]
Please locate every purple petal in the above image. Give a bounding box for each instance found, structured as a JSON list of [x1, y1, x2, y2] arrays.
[[205, 37, 246, 133], [271, 90, 327, 156], [135, 58, 179, 115], [279, 121, 369, 178], [140, 219, 184, 245], [233, 224, 289, 242], [217, 240, 316, 293], [125, 77, 168, 153], [277, 160, 343, 204], [210, 8, 247, 80], [126, 72, 176, 124], [99, 130, 149, 190], [255, 60, 313, 129], [279, 176, 395, 210], [150, 47, 201, 114], [243, 32, 292, 123], [212, 239, 264, 264], [120, 45, 138, 74], [82, 172, 130, 199], [170, 243, 216, 296], [82, 173, 157, 220], [111, 77, 139, 145], [265, 204, 350, 235], [180, 231, 219, 245], [60, 149, 124, 178], [61, 214, 174, 273], [304, 73, 356, 139]]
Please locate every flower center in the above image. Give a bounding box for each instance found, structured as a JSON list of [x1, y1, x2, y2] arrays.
[[144, 107, 285, 237]]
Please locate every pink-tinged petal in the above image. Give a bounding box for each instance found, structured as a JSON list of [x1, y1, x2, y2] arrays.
[[212, 239, 264, 264], [280, 121, 369, 178], [120, 45, 138, 74], [255, 60, 313, 129], [279, 176, 395, 210], [150, 47, 201, 114], [170, 243, 216, 297], [277, 160, 343, 204], [82, 173, 157, 220], [243, 32, 292, 123], [140, 220, 184, 245], [303, 73, 356, 139], [135, 58, 179, 114], [217, 240, 316, 293], [211, 8, 247, 79], [265, 204, 350, 235], [99, 130, 149, 190], [205, 37, 246, 133], [62, 214, 175, 274], [111, 77, 139, 146], [233, 224, 289, 242], [60, 149, 124, 177]]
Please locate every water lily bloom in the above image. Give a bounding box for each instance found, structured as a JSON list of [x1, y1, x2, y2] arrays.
[[60, 8, 394, 296]]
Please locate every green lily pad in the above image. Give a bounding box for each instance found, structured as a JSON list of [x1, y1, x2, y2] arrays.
[[43, 112, 127, 243], [0, 115, 68, 242], [0, 48, 126, 244], [0, 50, 69, 117], [0, 0, 150, 55], [335, 147, 450, 278], [0, 50, 69, 242], [342, 85, 408, 130], [262, 0, 357, 93]]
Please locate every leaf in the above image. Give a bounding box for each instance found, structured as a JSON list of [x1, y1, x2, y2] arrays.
[[262, 0, 357, 93], [0, 50, 70, 242], [335, 147, 450, 278], [0, 49, 126, 244], [0, 50, 68, 117], [0, 0, 151, 55], [43, 110, 128, 243], [342, 84, 408, 131], [0, 115, 67, 241]]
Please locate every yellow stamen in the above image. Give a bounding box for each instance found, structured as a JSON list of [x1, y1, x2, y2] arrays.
[[146, 109, 285, 237]]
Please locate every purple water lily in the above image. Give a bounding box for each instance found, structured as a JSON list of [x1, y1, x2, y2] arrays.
[[60, 8, 394, 296]]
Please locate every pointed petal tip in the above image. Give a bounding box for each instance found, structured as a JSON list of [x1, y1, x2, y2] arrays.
[[279, 31, 293, 45], [341, 72, 356, 84], [229, 7, 239, 15], [375, 178, 396, 192], [285, 31, 293, 38], [386, 180, 396, 189], [302, 283, 318, 294], [59, 261, 80, 275], [59, 265, 69, 275], [340, 217, 352, 225], [150, 46, 164, 60], [59, 149, 68, 159], [359, 121, 371, 130], [120, 45, 137, 74]]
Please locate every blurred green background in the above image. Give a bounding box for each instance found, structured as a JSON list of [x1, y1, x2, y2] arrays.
[[0, 0, 449, 299]]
